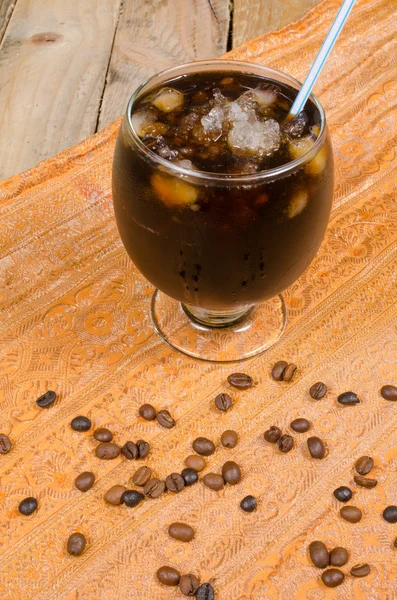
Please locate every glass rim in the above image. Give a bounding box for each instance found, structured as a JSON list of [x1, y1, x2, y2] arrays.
[[125, 59, 327, 184]]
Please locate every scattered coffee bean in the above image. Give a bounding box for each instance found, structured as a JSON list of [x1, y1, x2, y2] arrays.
[[181, 468, 199, 486], [165, 473, 185, 492], [329, 547, 349, 567], [271, 361, 288, 381], [307, 436, 326, 459], [193, 437, 215, 456], [222, 460, 241, 485], [340, 506, 362, 523], [337, 391, 360, 405], [283, 363, 297, 382], [168, 522, 195, 542], [18, 497, 38, 516], [215, 393, 232, 411], [67, 532, 86, 556], [157, 566, 180, 586], [333, 486, 352, 502], [277, 434, 294, 453], [354, 474, 377, 489], [355, 455, 374, 475], [381, 384, 397, 401], [139, 403, 157, 420], [0, 433, 11, 454], [136, 439, 150, 458], [196, 583, 215, 600], [96, 442, 121, 460], [221, 430, 238, 448], [133, 466, 152, 487], [121, 441, 138, 459], [350, 563, 370, 577], [240, 495, 257, 512], [203, 473, 224, 491], [104, 485, 126, 505], [75, 471, 95, 492], [383, 505, 397, 523], [36, 390, 56, 408], [93, 428, 113, 442], [122, 489, 144, 507], [290, 418, 311, 433], [309, 382, 327, 399], [179, 573, 200, 596], [321, 568, 345, 588], [71, 416, 91, 431], [144, 478, 165, 498], [309, 541, 329, 568], [185, 455, 206, 471], [264, 426, 281, 443], [157, 409, 176, 429], [227, 372, 253, 389], [393, 537, 397, 548]]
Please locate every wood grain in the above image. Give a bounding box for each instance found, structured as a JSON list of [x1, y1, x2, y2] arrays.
[[0, 0, 121, 180], [233, 0, 322, 47], [98, 0, 230, 130], [0, 0, 16, 42]]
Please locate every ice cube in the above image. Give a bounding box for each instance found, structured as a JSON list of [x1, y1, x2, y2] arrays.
[[151, 173, 198, 207], [287, 189, 308, 218], [288, 136, 327, 175], [288, 136, 314, 160], [228, 117, 281, 158], [201, 105, 226, 136], [148, 136, 178, 161], [252, 87, 278, 107], [151, 88, 184, 113], [305, 146, 327, 175], [176, 159, 194, 170], [282, 113, 308, 139], [131, 110, 157, 137]]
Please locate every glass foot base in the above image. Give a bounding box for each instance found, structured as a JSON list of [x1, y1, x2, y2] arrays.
[[150, 290, 287, 363]]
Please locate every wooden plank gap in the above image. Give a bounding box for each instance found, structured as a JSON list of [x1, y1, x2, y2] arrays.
[[0, 0, 17, 44]]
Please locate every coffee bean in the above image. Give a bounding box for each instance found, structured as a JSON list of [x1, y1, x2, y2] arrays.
[[157, 409, 176, 429], [168, 522, 195, 542], [122, 489, 144, 507], [333, 486, 352, 502], [354, 474, 377, 489], [179, 574, 200, 596], [381, 384, 397, 401], [227, 372, 253, 389], [309, 382, 327, 399], [240, 495, 257, 512], [329, 547, 348, 567], [309, 541, 329, 568], [71, 416, 91, 431], [337, 391, 360, 405], [157, 566, 180, 586], [215, 393, 232, 411], [393, 537, 397, 549], [277, 434, 294, 453], [18, 497, 38, 515], [383, 505, 397, 523], [133, 466, 152, 487], [185, 455, 206, 471], [75, 471, 95, 492], [290, 418, 311, 433], [355, 455, 374, 475], [321, 568, 345, 588], [264, 426, 281, 443], [121, 441, 138, 459], [165, 473, 185, 492], [351, 563, 370, 577], [196, 583, 215, 600], [203, 473, 224, 491], [139, 403, 157, 420], [221, 430, 238, 448], [307, 436, 326, 459], [144, 478, 165, 498], [104, 485, 126, 505], [181, 468, 199, 486], [96, 442, 121, 460], [136, 439, 150, 458], [271, 361, 288, 381], [36, 390, 56, 408], [340, 506, 362, 523], [222, 460, 241, 485], [93, 428, 113, 442], [0, 433, 11, 454], [193, 437, 215, 456], [67, 532, 86, 556], [283, 363, 297, 382]]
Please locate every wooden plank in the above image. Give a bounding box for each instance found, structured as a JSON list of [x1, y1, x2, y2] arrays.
[[233, 0, 322, 48], [0, 0, 121, 180], [98, 0, 230, 130], [0, 0, 17, 43]]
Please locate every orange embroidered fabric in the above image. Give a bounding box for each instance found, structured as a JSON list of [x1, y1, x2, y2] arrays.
[[1, 0, 397, 597]]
